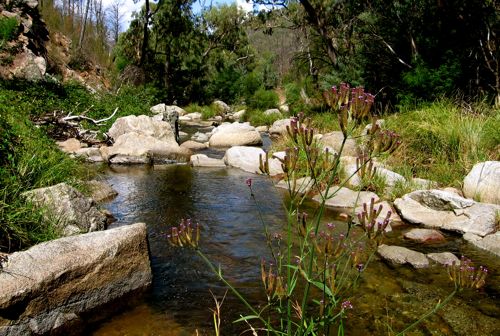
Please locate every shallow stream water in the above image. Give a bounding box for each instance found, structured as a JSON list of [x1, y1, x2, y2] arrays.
[[90, 127, 499, 336], [89, 163, 499, 336]]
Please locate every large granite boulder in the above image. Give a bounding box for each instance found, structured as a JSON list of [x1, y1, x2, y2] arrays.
[[223, 146, 265, 174], [313, 187, 380, 211], [0, 223, 152, 335], [180, 140, 208, 151], [319, 131, 358, 157], [394, 190, 500, 237], [150, 104, 182, 142], [108, 115, 175, 143], [104, 132, 190, 164], [269, 119, 291, 137], [463, 232, 500, 257], [105, 115, 188, 163], [463, 161, 500, 205], [209, 122, 262, 147], [377, 245, 429, 268], [23, 183, 107, 236]]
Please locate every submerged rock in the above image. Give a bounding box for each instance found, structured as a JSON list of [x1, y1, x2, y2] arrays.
[[463, 232, 500, 257], [0, 223, 152, 335], [377, 244, 429, 268], [394, 189, 499, 236], [313, 187, 380, 211], [403, 228, 446, 244], [23, 183, 107, 236], [426, 252, 460, 266], [463, 161, 500, 205]]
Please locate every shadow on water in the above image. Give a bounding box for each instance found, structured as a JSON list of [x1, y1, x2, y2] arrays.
[[92, 164, 499, 336]]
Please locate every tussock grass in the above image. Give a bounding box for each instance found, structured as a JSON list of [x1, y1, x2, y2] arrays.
[[384, 99, 499, 187], [0, 82, 94, 252]]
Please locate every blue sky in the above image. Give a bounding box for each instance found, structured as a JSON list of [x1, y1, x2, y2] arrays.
[[107, 0, 259, 29]]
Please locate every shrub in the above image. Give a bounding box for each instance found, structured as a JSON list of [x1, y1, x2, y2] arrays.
[[0, 17, 18, 45], [247, 88, 278, 110]]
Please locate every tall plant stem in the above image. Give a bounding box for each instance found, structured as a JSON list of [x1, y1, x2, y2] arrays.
[[195, 249, 280, 334], [395, 288, 458, 336]]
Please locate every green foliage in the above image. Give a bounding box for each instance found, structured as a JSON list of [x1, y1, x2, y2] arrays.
[[0, 17, 18, 44], [245, 109, 282, 126], [385, 99, 499, 186], [0, 83, 92, 252], [247, 88, 279, 110]]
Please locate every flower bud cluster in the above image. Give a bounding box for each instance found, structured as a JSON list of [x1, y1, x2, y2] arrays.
[[356, 152, 377, 181], [357, 198, 391, 241], [447, 256, 488, 289], [166, 218, 200, 248], [261, 259, 287, 300]]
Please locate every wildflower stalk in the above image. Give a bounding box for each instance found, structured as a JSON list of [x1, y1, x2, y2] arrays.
[[195, 248, 282, 334], [394, 286, 458, 336]]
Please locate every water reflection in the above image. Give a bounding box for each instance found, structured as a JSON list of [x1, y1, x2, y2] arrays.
[[94, 164, 499, 336]]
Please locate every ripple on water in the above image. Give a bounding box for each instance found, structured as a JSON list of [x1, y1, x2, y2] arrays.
[[93, 164, 499, 336]]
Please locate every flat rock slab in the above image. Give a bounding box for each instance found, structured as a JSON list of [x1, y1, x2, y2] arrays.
[[354, 201, 403, 231], [0, 223, 152, 335], [377, 244, 429, 268], [404, 228, 446, 244], [276, 177, 315, 195], [181, 140, 208, 150], [394, 189, 500, 237], [426, 252, 460, 266], [463, 232, 500, 257], [313, 187, 380, 211], [190, 154, 226, 168]]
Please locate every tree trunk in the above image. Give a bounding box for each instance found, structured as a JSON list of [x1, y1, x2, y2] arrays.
[[78, 0, 91, 49], [139, 0, 150, 66]]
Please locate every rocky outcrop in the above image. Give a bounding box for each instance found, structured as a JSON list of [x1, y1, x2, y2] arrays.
[[403, 228, 446, 244], [0, 0, 48, 81], [263, 108, 281, 117], [213, 100, 231, 114], [0, 223, 152, 335], [377, 245, 429, 268], [23, 183, 107, 236], [191, 132, 210, 143], [313, 187, 380, 211], [394, 189, 500, 237], [105, 115, 189, 164], [209, 122, 262, 147], [463, 161, 500, 205], [463, 232, 500, 257]]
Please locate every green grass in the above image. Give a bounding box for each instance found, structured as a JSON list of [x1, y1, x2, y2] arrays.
[[384, 99, 500, 187], [0, 81, 97, 252], [244, 108, 283, 126]]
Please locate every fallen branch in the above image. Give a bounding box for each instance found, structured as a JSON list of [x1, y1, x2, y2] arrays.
[[61, 107, 118, 125]]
